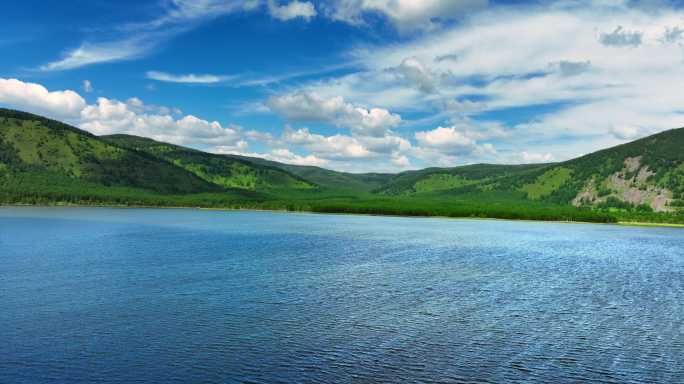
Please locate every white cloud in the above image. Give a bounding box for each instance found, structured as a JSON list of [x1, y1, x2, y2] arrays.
[[267, 91, 401, 137], [268, 0, 317, 21], [211, 140, 250, 154], [40, 38, 154, 71], [38, 1, 254, 71], [0, 78, 86, 119], [282, 127, 373, 159], [292, 2, 684, 164], [79, 97, 244, 146], [415, 126, 476, 153], [142, 0, 247, 28], [243, 0, 261, 11], [12, 0, 684, 173], [146, 71, 230, 84], [521, 151, 554, 163], [392, 154, 411, 168], [358, 134, 411, 154], [411, 124, 500, 166], [213, 147, 330, 167], [82, 80, 94, 93], [322, 0, 488, 31], [267, 148, 328, 166], [610, 124, 640, 140]]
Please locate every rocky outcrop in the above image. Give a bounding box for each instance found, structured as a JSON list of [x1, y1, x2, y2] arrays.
[[573, 157, 673, 212]]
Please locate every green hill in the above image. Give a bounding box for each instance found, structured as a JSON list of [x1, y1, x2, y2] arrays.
[[375, 164, 551, 195], [102, 134, 315, 191], [0, 109, 260, 206], [372, 129, 684, 215], [227, 154, 394, 192], [2, 107, 683, 224], [0, 109, 219, 194], [540, 129, 684, 211]]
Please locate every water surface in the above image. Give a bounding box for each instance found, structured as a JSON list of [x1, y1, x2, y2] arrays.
[[1, 208, 683, 383]]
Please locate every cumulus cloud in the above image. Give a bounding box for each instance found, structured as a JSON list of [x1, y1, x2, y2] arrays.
[[268, 0, 317, 21], [392, 154, 411, 168], [410, 124, 500, 167], [80, 97, 244, 146], [211, 140, 250, 154], [599, 26, 643, 47], [389, 57, 436, 93], [267, 91, 401, 137], [415, 126, 477, 154], [146, 71, 230, 84], [282, 127, 373, 159], [0, 78, 86, 119], [213, 146, 330, 167], [267, 148, 328, 166], [276, 127, 416, 171]]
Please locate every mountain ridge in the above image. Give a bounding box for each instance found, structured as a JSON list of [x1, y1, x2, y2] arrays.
[[101, 134, 317, 191], [1, 107, 683, 224]]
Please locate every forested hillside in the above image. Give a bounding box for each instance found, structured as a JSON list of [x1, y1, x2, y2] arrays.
[[371, 128, 684, 215], [2, 108, 683, 224], [103, 134, 315, 191]]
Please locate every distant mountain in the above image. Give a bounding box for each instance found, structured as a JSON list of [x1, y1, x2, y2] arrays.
[[226, 154, 394, 192], [374, 164, 550, 195], [1, 108, 683, 222], [102, 134, 315, 191]]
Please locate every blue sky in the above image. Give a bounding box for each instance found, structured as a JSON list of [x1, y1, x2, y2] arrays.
[[2, 0, 684, 172]]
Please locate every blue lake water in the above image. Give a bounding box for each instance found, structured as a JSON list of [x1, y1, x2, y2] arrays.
[[1, 207, 683, 383]]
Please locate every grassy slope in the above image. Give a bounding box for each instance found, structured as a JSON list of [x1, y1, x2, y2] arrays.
[[0, 109, 262, 206], [0, 109, 222, 193], [102, 134, 315, 191]]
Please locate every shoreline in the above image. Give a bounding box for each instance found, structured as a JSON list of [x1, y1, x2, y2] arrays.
[[1, 203, 683, 229]]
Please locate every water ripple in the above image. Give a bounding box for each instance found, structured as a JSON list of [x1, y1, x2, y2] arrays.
[[1, 208, 683, 383]]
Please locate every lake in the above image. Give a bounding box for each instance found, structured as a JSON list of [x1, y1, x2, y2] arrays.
[[1, 207, 683, 383]]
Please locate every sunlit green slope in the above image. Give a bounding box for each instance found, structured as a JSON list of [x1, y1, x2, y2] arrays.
[[102, 134, 315, 191], [0, 109, 220, 197]]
